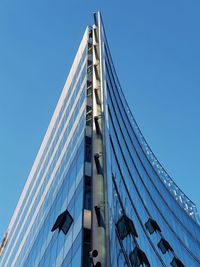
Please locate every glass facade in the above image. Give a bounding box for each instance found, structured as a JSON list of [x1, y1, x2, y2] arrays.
[[0, 12, 199, 267], [99, 13, 200, 267], [0, 27, 89, 267]]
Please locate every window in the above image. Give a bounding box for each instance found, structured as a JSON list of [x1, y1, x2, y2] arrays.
[[85, 136, 92, 161], [94, 153, 102, 174], [84, 187, 91, 210], [129, 247, 150, 267], [87, 60, 92, 67], [145, 218, 161, 235], [87, 80, 92, 88], [86, 106, 92, 127], [87, 65, 92, 75], [94, 116, 101, 135], [116, 214, 138, 240], [170, 257, 185, 267], [83, 229, 91, 267], [87, 86, 92, 97], [157, 238, 173, 254], [94, 206, 103, 227], [94, 64, 100, 80], [84, 175, 91, 209], [51, 209, 73, 235], [94, 89, 101, 105]]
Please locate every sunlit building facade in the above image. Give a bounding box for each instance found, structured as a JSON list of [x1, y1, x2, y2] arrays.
[[0, 12, 200, 267]]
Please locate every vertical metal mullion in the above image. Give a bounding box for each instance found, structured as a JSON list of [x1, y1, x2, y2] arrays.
[[91, 12, 108, 267]]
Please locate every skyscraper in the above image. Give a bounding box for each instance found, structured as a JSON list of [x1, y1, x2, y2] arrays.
[[0, 11, 200, 267]]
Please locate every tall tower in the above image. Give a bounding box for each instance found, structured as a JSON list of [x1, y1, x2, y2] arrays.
[[0, 12, 200, 267]]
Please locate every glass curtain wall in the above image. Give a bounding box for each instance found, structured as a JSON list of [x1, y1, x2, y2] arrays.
[[0, 28, 89, 267], [98, 13, 200, 267], [1, 12, 200, 267]]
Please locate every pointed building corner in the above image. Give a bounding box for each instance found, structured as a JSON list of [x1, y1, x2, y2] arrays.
[[0, 12, 199, 267]]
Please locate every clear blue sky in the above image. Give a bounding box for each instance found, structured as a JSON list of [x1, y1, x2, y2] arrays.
[[0, 0, 200, 240]]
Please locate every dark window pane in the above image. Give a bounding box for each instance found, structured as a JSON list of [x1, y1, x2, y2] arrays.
[[157, 238, 173, 254], [51, 210, 73, 235], [85, 137, 92, 161], [129, 247, 150, 267], [145, 218, 161, 235], [116, 214, 138, 240], [171, 257, 185, 267]]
